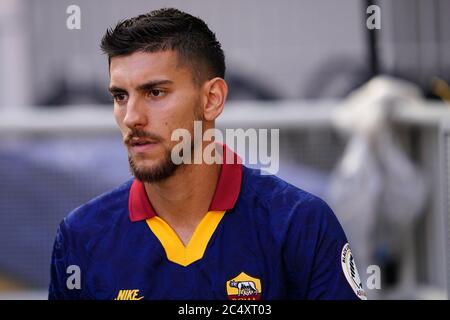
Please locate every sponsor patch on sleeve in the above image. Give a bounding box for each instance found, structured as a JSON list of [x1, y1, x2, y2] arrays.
[[341, 243, 367, 300]]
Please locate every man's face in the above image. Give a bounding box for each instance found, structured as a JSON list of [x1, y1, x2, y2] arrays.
[[109, 50, 202, 182]]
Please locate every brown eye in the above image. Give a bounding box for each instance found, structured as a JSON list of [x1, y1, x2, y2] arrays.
[[113, 93, 127, 102], [149, 89, 165, 97]]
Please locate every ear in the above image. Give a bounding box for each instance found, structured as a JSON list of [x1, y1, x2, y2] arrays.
[[202, 77, 228, 121]]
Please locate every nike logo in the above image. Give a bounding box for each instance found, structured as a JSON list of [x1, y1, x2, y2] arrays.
[[114, 289, 144, 300]]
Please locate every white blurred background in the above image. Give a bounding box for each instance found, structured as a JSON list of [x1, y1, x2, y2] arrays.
[[1, 0, 450, 300]]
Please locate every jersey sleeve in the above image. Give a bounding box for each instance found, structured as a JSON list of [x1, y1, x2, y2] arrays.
[[48, 220, 82, 300], [283, 196, 367, 300]]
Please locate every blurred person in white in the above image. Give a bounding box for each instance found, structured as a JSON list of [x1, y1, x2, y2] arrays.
[[329, 76, 428, 299]]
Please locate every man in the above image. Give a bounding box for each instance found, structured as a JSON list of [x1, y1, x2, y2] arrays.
[[49, 8, 366, 300]]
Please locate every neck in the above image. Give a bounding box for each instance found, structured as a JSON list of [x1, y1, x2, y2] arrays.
[[144, 157, 221, 230]]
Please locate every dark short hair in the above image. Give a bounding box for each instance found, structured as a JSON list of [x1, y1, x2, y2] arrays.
[[100, 8, 225, 85]]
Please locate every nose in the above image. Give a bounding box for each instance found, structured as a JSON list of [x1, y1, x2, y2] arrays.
[[123, 96, 148, 129]]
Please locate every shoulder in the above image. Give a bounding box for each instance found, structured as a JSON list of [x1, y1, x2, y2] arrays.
[[239, 166, 343, 241], [241, 166, 333, 220], [61, 179, 133, 235]]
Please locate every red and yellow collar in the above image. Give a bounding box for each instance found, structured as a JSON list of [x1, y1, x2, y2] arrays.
[[128, 144, 243, 222]]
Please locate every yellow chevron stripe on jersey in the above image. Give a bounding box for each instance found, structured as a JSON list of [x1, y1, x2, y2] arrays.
[[146, 210, 226, 267]]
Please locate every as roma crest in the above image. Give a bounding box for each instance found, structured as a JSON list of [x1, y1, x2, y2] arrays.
[[226, 272, 262, 300]]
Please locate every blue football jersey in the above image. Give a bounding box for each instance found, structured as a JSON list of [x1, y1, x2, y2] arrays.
[[48, 148, 366, 300]]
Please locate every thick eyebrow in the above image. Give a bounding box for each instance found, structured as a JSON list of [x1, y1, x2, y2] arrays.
[[108, 86, 127, 94], [136, 79, 174, 92], [108, 79, 174, 95]]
